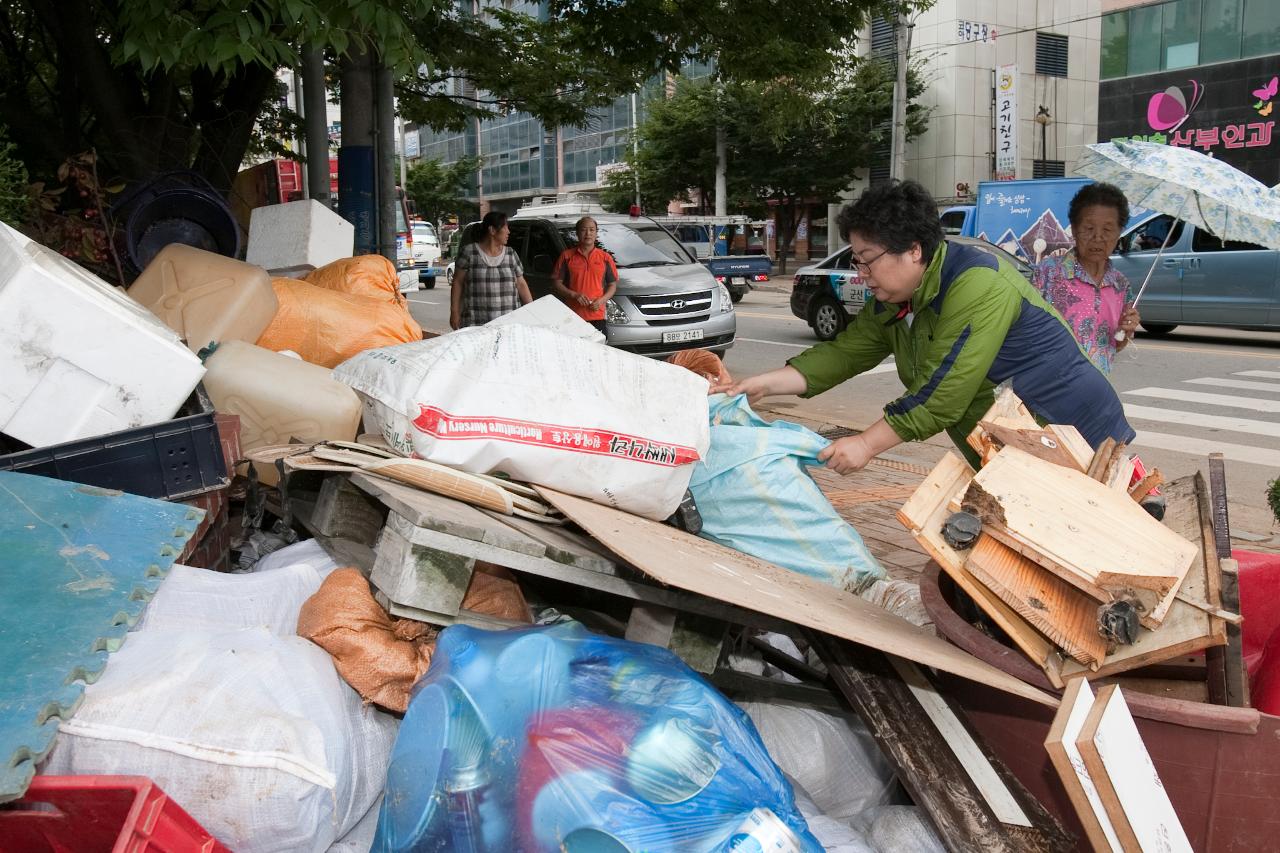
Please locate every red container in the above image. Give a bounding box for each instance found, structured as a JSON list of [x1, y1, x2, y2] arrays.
[[0, 775, 229, 853]]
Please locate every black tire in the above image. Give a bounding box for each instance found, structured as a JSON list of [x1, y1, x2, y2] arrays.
[[730, 290, 744, 303], [810, 296, 848, 341], [1139, 322, 1177, 336], [421, 276, 436, 290]]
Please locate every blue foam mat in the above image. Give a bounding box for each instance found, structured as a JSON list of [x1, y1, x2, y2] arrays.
[[0, 471, 203, 802]]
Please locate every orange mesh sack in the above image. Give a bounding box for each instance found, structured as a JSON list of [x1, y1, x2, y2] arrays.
[[258, 277, 423, 368], [462, 562, 534, 623], [297, 568, 437, 713], [668, 348, 733, 385], [304, 255, 407, 307]]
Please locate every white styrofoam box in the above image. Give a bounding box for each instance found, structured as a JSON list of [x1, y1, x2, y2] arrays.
[[245, 199, 355, 273], [0, 223, 206, 447]]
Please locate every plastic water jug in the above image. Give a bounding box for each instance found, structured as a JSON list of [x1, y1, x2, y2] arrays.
[[201, 341, 361, 452], [129, 244, 277, 353]]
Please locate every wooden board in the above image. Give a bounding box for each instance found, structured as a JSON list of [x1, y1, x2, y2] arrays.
[[898, 452, 1066, 686], [963, 447, 1198, 628], [1045, 678, 1123, 853], [979, 421, 1087, 472], [1047, 424, 1095, 472], [1058, 474, 1227, 682], [967, 387, 1042, 458], [1077, 685, 1194, 853], [967, 534, 1109, 668], [538, 485, 1058, 706]]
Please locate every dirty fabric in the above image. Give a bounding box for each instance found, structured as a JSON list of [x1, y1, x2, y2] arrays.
[[689, 395, 885, 592]]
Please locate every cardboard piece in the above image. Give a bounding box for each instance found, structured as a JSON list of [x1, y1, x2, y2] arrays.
[[538, 485, 1058, 706]]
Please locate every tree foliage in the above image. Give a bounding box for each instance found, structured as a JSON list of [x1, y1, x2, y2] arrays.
[[404, 155, 481, 227], [0, 124, 28, 226]]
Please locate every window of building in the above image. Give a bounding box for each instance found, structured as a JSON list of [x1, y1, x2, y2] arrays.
[[1201, 0, 1242, 63], [1035, 32, 1069, 77], [1128, 5, 1163, 75], [1032, 159, 1066, 179], [1101, 12, 1128, 79], [1243, 0, 1280, 57], [1163, 0, 1202, 69]]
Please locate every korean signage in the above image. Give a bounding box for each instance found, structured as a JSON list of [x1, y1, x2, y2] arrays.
[[957, 20, 996, 43], [1098, 57, 1279, 186], [995, 64, 1018, 181]]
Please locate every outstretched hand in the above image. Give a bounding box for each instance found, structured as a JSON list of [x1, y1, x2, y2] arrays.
[[817, 434, 874, 474]]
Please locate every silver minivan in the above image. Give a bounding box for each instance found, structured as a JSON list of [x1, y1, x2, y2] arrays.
[[461, 212, 737, 357], [1112, 215, 1280, 334]]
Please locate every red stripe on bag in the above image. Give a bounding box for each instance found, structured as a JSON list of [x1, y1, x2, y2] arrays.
[[411, 405, 701, 467]]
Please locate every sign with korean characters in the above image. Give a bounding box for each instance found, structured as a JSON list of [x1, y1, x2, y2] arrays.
[[957, 20, 996, 43], [995, 64, 1018, 180]]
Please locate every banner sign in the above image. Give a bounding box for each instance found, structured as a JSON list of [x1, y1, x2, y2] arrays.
[[995, 64, 1018, 181]]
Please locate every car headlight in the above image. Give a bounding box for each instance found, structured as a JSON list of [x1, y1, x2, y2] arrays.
[[606, 298, 630, 325], [717, 282, 733, 312]]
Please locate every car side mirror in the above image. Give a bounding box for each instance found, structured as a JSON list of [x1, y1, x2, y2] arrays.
[[532, 254, 554, 275]]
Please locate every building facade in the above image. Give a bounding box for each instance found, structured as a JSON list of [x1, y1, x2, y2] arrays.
[[1096, 0, 1280, 186]]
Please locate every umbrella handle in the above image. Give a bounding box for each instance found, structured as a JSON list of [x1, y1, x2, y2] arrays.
[[1115, 193, 1192, 342]]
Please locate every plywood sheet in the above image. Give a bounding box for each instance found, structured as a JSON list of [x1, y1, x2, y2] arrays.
[[967, 534, 1109, 668], [535, 485, 1058, 707], [898, 453, 1064, 684], [964, 447, 1198, 628], [1077, 685, 1193, 853], [1044, 679, 1123, 853]]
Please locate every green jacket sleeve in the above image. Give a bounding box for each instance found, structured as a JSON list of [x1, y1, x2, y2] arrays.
[[786, 305, 893, 397], [883, 269, 1020, 442]]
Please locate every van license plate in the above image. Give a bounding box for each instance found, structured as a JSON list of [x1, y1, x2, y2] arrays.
[[662, 329, 705, 344], [731, 276, 747, 285]]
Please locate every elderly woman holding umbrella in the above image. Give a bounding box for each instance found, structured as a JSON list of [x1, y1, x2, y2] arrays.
[[1033, 182, 1142, 375]]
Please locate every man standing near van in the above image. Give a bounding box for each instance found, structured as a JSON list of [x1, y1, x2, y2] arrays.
[[552, 216, 618, 334]]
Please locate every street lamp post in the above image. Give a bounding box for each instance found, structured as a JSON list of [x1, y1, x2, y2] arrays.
[[1035, 105, 1052, 173]]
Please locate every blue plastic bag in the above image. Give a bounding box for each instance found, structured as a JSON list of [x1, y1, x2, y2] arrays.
[[374, 622, 822, 853], [688, 394, 885, 593]]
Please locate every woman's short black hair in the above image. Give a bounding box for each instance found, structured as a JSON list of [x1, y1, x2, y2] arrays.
[[1068, 182, 1129, 230], [837, 180, 944, 263], [481, 210, 508, 235]]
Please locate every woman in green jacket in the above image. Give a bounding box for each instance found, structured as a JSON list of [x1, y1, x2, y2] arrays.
[[719, 181, 1135, 473]]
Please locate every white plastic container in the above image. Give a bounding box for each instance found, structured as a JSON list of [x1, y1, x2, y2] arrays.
[[128, 244, 278, 353], [0, 223, 206, 447], [201, 340, 362, 452], [246, 198, 355, 274]]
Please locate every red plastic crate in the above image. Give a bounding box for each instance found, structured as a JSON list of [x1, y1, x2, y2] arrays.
[[0, 775, 230, 853]]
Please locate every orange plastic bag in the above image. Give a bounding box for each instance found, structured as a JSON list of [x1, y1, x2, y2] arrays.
[[303, 255, 407, 307], [257, 277, 423, 368]]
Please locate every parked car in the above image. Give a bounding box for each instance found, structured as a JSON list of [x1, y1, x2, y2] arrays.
[[410, 220, 445, 289], [457, 211, 736, 357], [790, 236, 1033, 341], [394, 188, 417, 293], [1111, 214, 1280, 335]]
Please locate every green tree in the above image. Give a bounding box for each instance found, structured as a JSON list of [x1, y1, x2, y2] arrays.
[[404, 155, 481, 227], [0, 124, 28, 226]]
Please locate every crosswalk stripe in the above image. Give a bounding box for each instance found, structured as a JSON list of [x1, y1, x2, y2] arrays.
[[1236, 370, 1280, 380], [1186, 377, 1280, 394], [1125, 387, 1280, 413], [1132, 430, 1280, 468], [1123, 404, 1280, 439]]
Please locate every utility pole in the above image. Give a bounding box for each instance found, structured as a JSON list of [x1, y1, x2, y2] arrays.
[[375, 61, 397, 263], [301, 45, 330, 204], [890, 8, 914, 181], [339, 43, 376, 255], [631, 91, 641, 209], [714, 125, 727, 217]]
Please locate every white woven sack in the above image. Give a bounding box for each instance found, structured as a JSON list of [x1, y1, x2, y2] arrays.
[[334, 325, 710, 519], [133, 562, 326, 636], [42, 628, 398, 853]]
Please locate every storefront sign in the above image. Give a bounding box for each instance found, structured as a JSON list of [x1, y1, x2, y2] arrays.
[[995, 64, 1018, 181], [957, 20, 996, 43]]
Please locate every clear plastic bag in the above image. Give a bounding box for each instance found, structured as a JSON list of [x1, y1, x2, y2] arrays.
[[374, 621, 822, 852]]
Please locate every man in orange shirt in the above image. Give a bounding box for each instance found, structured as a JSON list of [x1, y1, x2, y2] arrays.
[[552, 216, 617, 334]]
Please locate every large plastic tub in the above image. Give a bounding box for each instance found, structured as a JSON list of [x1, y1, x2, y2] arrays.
[[0, 775, 230, 852], [128, 244, 277, 353], [0, 388, 228, 501], [0, 222, 206, 448]]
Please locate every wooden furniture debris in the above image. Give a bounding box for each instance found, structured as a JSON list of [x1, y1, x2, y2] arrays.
[[540, 484, 1057, 705], [1045, 679, 1124, 852], [977, 421, 1088, 472], [958, 447, 1198, 628], [810, 635, 1075, 853]]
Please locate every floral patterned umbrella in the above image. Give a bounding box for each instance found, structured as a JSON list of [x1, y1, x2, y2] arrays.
[[1074, 139, 1280, 251]]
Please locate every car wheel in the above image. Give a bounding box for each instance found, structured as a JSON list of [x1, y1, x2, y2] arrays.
[[1139, 322, 1177, 336], [730, 290, 744, 303], [421, 276, 436, 290], [810, 297, 847, 341]]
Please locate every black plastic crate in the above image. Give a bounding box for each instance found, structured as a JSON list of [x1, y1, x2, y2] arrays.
[[0, 386, 229, 500]]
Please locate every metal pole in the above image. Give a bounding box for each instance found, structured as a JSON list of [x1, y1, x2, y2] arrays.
[[375, 61, 397, 262], [715, 124, 727, 217], [398, 115, 409, 189], [631, 91, 641, 207], [292, 66, 308, 197], [301, 44, 331, 203], [890, 9, 913, 181]]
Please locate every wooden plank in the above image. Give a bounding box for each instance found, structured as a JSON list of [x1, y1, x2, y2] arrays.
[[1057, 476, 1226, 682], [709, 669, 847, 713], [966, 534, 1109, 668], [1045, 678, 1124, 853], [810, 636, 1074, 853], [898, 453, 1066, 686], [1106, 453, 1135, 494], [1086, 438, 1117, 481], [1046, 424, 1095, 472], [979, 421, 1087, 472], [963, 447, 1198, 629], [351, 470, 540, 554], [1208, 452, 1249, 709], [1076, 685, 1194, 853], [539, 484, 1058, 706], [968, 387, 1042, 458]]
